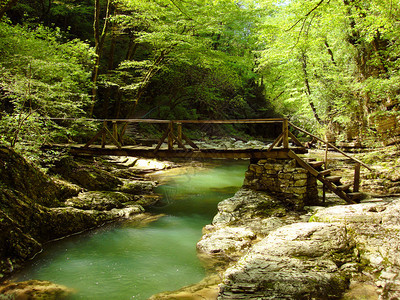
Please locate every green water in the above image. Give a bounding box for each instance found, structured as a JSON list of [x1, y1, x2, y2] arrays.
[[13, 160, 248, 299]]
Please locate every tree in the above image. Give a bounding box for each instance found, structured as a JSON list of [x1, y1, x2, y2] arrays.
[[0, 22, 95, 157], [255, 0, 400, 140], [91, 0, 265, 122]]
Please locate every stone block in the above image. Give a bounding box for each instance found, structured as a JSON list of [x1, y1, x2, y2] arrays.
[[293, 173, 308, 180], [294, 179, 307, 187]]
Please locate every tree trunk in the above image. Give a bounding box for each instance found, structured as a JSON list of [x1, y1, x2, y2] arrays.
[[300, 51, 323, 125], [89, 0, 112, 116]]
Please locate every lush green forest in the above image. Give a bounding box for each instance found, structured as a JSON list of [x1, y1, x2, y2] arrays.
[[0, 0, 399, 160]]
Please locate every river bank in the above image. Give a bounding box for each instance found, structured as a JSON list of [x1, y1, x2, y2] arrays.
[[152, 146, 400, 299]]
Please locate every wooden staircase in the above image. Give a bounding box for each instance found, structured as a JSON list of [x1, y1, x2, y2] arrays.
[[288, 150, 363, 204]]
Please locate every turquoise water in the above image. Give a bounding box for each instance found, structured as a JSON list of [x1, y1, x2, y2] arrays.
[[13, 160, 248, 299]]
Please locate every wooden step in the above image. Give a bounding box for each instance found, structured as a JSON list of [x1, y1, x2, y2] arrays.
[[325, 176, 342, 183], [347, 192, 364, 201], [303, 158, 316, 162], [309, 161, 324, 169], [336, 183, 352, 191], [319, 169, 333, 176]]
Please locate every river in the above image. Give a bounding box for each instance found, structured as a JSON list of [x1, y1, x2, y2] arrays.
[[12, 160, 248, 299]]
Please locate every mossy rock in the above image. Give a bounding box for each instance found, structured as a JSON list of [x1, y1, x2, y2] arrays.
[[65, 191, 130, 210], [0, 280, 74, 299], [119, 180, 156, 194], [0, 146, 63, 207], [50, 157, 122, 191]]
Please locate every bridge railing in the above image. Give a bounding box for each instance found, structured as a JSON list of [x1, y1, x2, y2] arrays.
[[52, 118, 290, 151], [50, 117, 370, 177], [288, 121, 373, 201]]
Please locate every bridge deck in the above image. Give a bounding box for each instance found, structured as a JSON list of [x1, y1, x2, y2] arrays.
[[53, 144, 307, 159]]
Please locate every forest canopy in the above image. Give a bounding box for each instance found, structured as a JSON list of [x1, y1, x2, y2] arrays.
[[0, 0, 399, 159]]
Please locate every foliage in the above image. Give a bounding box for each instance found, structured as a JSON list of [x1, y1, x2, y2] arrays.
[[255, 0, 400, 140], [0, 21, 96, 162], [91, 0, 267, 125]]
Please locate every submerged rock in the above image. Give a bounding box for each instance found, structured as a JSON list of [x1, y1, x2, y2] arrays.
[[0, 280, 74, 299]]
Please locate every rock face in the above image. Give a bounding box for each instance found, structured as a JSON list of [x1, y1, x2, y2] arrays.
[[311, 199, 400, 300], [0, 147, 72, 207], [0, 147, 160, 278], [49, 156, 122, 191]]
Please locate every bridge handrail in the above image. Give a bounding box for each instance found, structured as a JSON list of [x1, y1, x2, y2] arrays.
[[49, 117, 286, 124], [289, 122, 372, 171]]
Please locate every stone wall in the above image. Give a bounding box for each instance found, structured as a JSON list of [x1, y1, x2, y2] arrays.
[[243, 158, 319, 210]]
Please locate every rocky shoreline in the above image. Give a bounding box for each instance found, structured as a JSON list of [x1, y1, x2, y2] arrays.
[[0, 146, 173, 298], [152, 189, 399, 299], [152, 146, 400, 300]]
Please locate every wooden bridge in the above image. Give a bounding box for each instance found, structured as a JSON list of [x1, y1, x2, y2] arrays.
[[49, 118, 371, 204]]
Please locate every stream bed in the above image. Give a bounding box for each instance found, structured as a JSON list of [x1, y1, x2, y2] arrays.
[[12, 160, 248, 299]]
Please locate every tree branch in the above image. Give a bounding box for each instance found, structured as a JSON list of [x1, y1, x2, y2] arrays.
[[286, 0, 325, 31]]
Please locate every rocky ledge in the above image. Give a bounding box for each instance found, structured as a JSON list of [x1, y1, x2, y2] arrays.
[[195, 188, 400, 299]]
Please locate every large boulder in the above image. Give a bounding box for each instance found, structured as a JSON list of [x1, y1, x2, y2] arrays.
[[197, 226, 256, 260], [212, 188, 290, 228], [219, 222, 354, 299], [311, 199, 400, 299], [197, 189, 302, 269]]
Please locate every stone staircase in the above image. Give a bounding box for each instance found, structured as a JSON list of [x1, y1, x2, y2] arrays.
[[288, 150, 363, 204]]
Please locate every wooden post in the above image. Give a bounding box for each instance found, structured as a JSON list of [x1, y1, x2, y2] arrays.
[[177, 123, 183, 148], [323, 142, 328, 203], [167, 122, 174, 150], [282, 118, 289, 149], [354, 163, 361, 192], [112, 121, 118, 140], [101, 121, 107, 148]]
